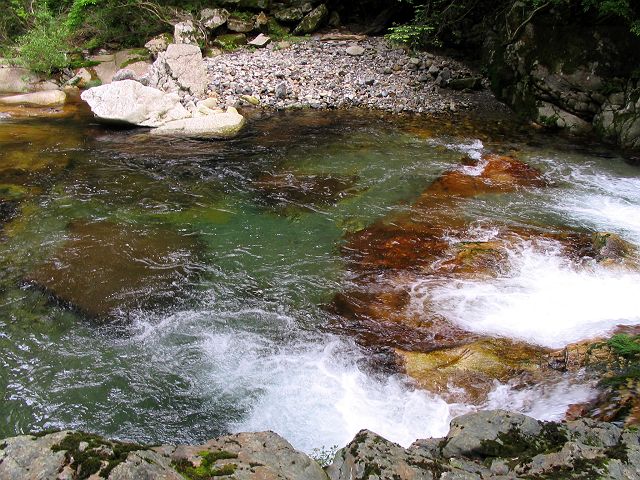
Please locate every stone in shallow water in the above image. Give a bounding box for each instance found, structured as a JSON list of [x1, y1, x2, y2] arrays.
[[151, 107, 245, 139], [0, 90, 66, 107], [25, 220, 202, 320], [396, 339, 547, 403], [254, 172, 361, 211], [421, 154, 547, 199], [81, 80, 190, 127]]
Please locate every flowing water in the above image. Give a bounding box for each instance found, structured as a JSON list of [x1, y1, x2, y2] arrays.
[[0, 106, 639, 453]]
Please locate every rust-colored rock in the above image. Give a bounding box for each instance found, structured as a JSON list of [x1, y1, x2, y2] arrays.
[[25, 220, 202, 320], [421, 154, 547, 199]]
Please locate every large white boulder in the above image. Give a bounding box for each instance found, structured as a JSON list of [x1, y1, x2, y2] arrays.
[[80, 80, 190, 127], [152, 107, 245, 138]]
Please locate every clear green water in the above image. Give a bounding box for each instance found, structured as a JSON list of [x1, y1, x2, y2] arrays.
[[1, 107, 639, 452]]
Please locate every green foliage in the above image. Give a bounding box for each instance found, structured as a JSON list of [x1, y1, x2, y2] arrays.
[[389, 0, 640, 48], [387, 24, 434, 48], [51, 431, 143, 480], [607, 334, 640, 360], [66, 0, 102, 29], [15, 7, 71, 74]]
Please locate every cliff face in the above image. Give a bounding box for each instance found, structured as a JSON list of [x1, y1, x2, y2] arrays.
[[2, 410, 639, 480], [483, 2, 640, 151]]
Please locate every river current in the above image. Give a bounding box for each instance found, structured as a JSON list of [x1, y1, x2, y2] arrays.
[[1, 106, 639, 452]]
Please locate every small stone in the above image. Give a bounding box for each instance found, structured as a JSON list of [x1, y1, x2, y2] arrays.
[[112, 68, 136, 82], [275, 82, 288, 99], [346, 45, 365, 56], [227, 17, 255, 33], [255, 12, 268, 30], [249, 34, 271, 48], [198, 97, 218, 109], [240, 94, 260, 106]]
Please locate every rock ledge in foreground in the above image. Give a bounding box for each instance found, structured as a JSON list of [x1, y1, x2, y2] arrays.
[[1, 410, 639, 479]]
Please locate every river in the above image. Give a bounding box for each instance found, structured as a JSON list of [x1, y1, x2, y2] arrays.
[[1, 105, 639, 453]]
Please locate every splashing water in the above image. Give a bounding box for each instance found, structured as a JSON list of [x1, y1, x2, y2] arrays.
[[419, 240, 640, 348]]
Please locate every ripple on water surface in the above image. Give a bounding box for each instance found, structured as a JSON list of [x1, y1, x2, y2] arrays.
[[1, 110, 639, 451]]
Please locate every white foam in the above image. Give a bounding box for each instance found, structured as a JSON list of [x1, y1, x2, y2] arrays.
[[485, 377, 597, 421], [418, 240, 640, 348], [430, 138, 485, 162], [564, 194, 640, 243], [209, 336, 469, 452]]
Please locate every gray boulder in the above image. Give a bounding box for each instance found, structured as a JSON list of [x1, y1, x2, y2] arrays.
[[0, 431, 70, 480], [173, 20, 203, 45], [0, 66, 40, 93], [293, 4, 328, 35], [148, 43, 208, 99], [441, 410, 544, 459], [327, 430, 440, 480], [200, 8, 229, 31], [80, 80, 190, 127], [274, 7, 305, 24], [538, 101, 592, 134], [112, 68, 137, 82], [227, 16, 255, 33], [145, 33, 173, 57]]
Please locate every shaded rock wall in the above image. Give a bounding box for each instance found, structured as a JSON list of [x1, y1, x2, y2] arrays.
[[483, 1, 640, 151]]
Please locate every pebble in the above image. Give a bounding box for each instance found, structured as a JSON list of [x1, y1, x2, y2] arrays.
[[204, 37, 483, 113], [345, 45, 365, 56]]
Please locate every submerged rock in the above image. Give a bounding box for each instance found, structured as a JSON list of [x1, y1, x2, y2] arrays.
[[423, 154, 547, 198], [25, 220, 202, 320], [254, 172, 361, 211], [397, 339, 546, 403], [81, 79, 190, 127], [592, 231, 637, 265]]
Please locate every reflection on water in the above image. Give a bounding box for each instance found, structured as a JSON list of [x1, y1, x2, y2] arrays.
[[0, 107, 639, 451]]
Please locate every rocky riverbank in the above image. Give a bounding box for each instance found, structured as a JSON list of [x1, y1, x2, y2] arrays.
[[1, 410, 639, 479], [205, 36, 489, 114]]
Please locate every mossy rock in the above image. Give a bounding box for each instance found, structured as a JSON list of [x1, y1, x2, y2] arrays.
[[213, 33, 248, 50], [51, 431, 145, 479], [397, 339, 547, 403]]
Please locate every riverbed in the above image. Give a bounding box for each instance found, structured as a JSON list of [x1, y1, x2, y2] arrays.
[[1, 105, 639, 453]]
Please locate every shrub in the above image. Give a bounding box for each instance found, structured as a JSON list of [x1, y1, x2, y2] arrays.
[[15, 8, 70, 74]]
